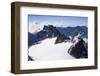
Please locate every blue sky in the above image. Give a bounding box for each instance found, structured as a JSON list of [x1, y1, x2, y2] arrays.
[[28, 15, 88, 33]]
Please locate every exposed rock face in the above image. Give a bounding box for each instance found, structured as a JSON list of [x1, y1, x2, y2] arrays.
[[42, 25, 60, 38], [68, 38, 88, 58], [55, 34, 70, 44], [28, 56, 34, 61], [28, 32, 38, 47], [28, 25, 70, 47]]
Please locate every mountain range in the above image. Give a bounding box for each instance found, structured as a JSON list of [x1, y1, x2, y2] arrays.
[[57, 26, 87, 38], [28, 25, 87, 47]]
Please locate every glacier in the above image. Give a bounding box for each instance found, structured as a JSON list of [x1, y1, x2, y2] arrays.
[[28, 37, 75, 61]]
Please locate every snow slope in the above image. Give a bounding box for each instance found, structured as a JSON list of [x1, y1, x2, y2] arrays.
[[28, 37, 75, 61]]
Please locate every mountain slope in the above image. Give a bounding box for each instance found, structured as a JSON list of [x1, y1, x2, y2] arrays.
[[28, 25, 70, 47], [28, 25, 88, 47], [29, 37, 75, 61]]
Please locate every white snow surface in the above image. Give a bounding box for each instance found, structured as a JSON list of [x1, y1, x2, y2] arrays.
[[28, 37, 75, 61]]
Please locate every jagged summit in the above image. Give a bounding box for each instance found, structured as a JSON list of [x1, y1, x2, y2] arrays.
[[28, 25, 87, 47], [42, 25, 61, 37], [28, 25, 70, 47]]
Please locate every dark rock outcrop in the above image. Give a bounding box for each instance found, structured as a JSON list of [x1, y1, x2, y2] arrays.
[[68, 38, 88, 58], [55, 34, 70, 44], [28, 56, 34, 61]]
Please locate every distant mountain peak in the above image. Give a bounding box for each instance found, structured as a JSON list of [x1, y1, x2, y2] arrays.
[[57, 25, 87, 38]]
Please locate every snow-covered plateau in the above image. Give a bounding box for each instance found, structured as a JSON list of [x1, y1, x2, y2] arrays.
[[28, 37, 75, 61]]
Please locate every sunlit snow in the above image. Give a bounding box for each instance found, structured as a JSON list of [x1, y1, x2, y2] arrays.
[[28, 37, 75, 61]]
